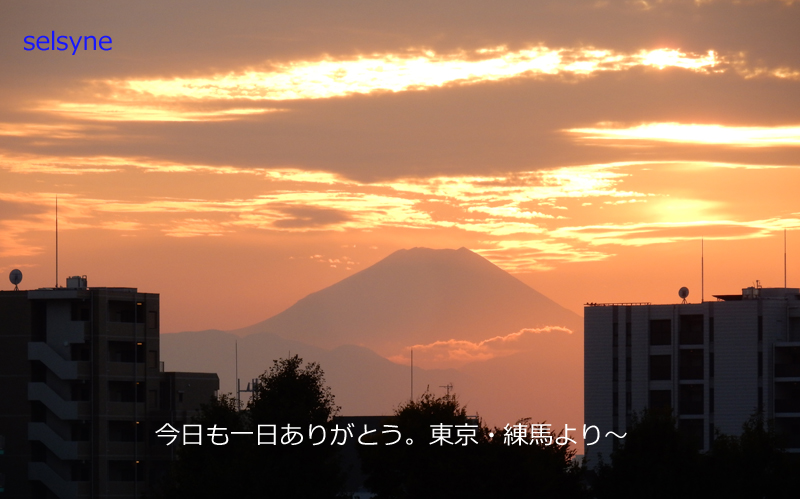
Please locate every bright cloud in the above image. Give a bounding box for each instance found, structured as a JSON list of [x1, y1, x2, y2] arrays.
[[2, 156, 799, 271], [37, 102, 282, 122], [34, 45, 797, 123], [387, 326, 574, 368], [94, 47, 724, 105], [567, 123, 800, 146]]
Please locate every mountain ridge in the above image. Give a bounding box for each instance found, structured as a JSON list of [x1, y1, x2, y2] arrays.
[[230, 247, 582, 355]]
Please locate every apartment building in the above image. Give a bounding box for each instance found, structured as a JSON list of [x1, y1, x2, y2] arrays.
[[0, 276, 218, 498], [584, 285, 800, 464]]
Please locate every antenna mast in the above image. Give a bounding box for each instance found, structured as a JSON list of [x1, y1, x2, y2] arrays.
[[785, 229, 788, 288], [410, 349, 413, 401], [55, 196, 59, 288], [235, 340, 240, 411], [701, 238, 704, 303]]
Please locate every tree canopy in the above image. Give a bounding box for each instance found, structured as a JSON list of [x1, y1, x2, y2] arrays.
[[592, 410, 800, 499], [161, 355, 345, 499], [359, 391, 584, 499]]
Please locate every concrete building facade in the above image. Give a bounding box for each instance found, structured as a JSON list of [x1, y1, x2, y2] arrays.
[[0, 277, 218, 498], [584, 286, 800, 465]]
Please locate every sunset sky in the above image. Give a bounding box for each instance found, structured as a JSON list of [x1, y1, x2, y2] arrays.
[[2, 0, 799, 339]]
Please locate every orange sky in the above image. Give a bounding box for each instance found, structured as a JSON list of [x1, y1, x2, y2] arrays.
[[2, 0, 800, 337]]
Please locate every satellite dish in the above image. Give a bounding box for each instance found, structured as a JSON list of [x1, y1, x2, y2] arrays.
[[679, 286, 689, 302], [9, 269, 22, 290]]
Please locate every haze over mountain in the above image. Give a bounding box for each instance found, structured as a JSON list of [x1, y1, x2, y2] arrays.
[[162, 247, 584, 435], [231, 247, 582, 356], [160, 329, 471, 417]]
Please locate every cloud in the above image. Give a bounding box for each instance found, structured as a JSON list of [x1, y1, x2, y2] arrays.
[[567, 122, 800, 146], [387, 326, 574, 369], [99, 46, 730, 104], [552, 217, 800, 247], [37, 102, 283, 122], [271, 206, 353, 229], [163, 219, 230, 238], [1, 156, 799, 271], [0, 123, 108, 140], [0, 198, 48, 219]]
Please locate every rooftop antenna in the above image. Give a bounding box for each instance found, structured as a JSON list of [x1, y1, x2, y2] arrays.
[[785, 228, 787, 289], [679, 287, 689, 304], [701, 238, 704, 303], [235, 340, 240, 411], [9, 269, 22, 291], [55, 196, 59, 288], [410, 349, 414, 401]]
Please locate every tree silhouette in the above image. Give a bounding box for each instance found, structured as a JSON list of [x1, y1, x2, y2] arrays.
[[703, 413, 799, 498], [248, 355, 345, 498], [593, 410, 800, 499], [592, 410, 701, 499], [360, 391, 584, 499], [161, 355, 345, 498], [160, 394, 252, 498]]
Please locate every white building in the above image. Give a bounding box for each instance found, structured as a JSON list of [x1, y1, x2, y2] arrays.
[[584, 286, 800, 465]]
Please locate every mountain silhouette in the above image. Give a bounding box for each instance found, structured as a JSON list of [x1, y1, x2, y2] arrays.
[[161, 247, 584, 434], [231, 247, 582, 355], [160, 329, 472, 417]]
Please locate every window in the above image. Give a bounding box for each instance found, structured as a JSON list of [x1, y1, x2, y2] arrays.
[[650, 354, 671, 380], [108, 300, 145, 323], [108, 341, 145, 363], [775, 346, 800, 377], [776, 382, 800, 413], [679, 315, 704, 345], [32, 302, 47, 341], [108, 421, 143, 442], [679, 384, 704, 415], [108, 381, 145, 403], [71, 382, 91, 401], [649, 390, 671, 412], [147, 310, 158, 329], [70, 300, 91, 321], [147, 350, 157, 369], [679, 349, 704, 380], [650, 320, 671, 345]]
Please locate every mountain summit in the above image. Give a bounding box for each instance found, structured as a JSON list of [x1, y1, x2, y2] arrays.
[[163, 247, 584, 427], [232, 247, 581, 355]]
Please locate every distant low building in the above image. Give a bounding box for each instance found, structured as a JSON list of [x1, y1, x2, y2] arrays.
[[0, 276, 218, 498], [584, 285, 800, 465]]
